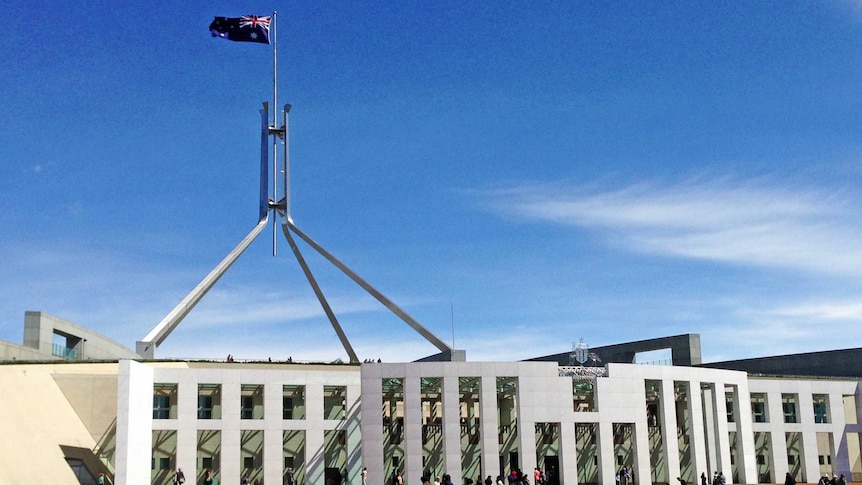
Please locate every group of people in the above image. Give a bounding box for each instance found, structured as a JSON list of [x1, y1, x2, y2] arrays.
[[615, 466, 632, 485], [816, 474, 847, 485], [416, 469, 544, 485], [164, 466, 849, 485], [700, 471, 725, 485], [241, 473, 264, 485], [418, 473, 454, 485], [500, 468, 536, 485]]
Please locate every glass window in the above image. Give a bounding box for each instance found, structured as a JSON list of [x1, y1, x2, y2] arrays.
[[813, 394, 829, 423], [198, 384, 221, 419], [751, 393, 767, 423], [283, 385, 305, 420], [153, 383, 177, 419], [154, 395, 171, 419], [725, 390, 735, 422], [782, 394, 798, 423], [573, 380, 595, 412], [198, 396, 213, 419], [241, 396, 254, 419], [324, 386, 346, 420], [241, 385, 263, 420]]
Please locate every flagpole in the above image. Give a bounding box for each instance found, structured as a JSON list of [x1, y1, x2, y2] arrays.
[[271, 10, 278, 256]]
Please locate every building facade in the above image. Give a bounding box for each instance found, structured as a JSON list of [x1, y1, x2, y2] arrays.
[[109, 360, 862, 485], [3, 316, 861, 485]]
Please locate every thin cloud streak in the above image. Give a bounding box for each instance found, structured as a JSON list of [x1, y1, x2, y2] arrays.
[[177, 288, 386, 328], [483, 179, 862, 276], [765, 301, 862, 320]]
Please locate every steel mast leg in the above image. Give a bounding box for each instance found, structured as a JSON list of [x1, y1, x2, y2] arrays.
[[281, 224, 359, 363], [286, 220, 453, 354], [137, 216, 270, 358]]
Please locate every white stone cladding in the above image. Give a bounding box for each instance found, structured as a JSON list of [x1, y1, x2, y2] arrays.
[[115, 360, 862, 485]]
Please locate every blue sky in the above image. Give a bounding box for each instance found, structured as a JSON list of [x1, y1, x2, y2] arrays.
[[2, 1, 862, 363]]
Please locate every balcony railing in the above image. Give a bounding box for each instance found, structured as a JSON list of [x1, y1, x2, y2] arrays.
[[52, 344, 77, 360]]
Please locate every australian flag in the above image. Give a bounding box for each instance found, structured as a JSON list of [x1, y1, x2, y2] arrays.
[[210, 15, 271, 44]]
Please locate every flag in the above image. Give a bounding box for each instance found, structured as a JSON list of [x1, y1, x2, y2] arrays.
[[209, 15, 271, 44]]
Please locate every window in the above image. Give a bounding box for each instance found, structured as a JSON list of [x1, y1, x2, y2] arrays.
[[160, 457, 170, 470], [573, 380, 595, 412], [241, 396, 254, 419], [202, 457, 213, 469], [244, 456, 254, 469], [782, 394, 798, 423], [751, 393, 767, 423], [154, 395, 171, 419], [283, 385, 305, 420], [198, 396, 213, 419], [324, 385, 346, 420], [726, 394, 735, 422], [153, 383, 177, 419], [241, 384, 263, 420], [284, 397, 293, 419], [198, 384, 221, 419], [813, 395, 829, 423]]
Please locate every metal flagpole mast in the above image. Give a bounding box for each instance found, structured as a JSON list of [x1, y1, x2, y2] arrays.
[[271, 10, 278, 255]]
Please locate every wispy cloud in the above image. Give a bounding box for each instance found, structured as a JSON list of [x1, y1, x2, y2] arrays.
[[480, 178, 862, 276], [177, 287, 387, 329], [766, 301, 862, 320]]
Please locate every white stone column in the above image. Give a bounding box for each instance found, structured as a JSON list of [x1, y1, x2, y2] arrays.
[[660, 379, 681, 481], [711, 381, 732, 481], [516, 421, 536, 479], [632, 417, 651, 485], [264, 381, 283, 485], [115, 360, 154, 485], [361, 365, 385, 485], [176, 369, 198, 481], [797, 392, 820, 483], [305, 380, 326, 485], [701, 385, 717, 475], [443, 372, 463, 484], [687, 380, 709, 480], [480, 375, 500, 484], [766, 391, 789, 482], [733, 380, 758, 485], [405, 376, 424, 484], [221, 370, 242, 485], [596, 421, 616, 485], [346, 382, 364, 485], [559, 422, 579, 485]]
